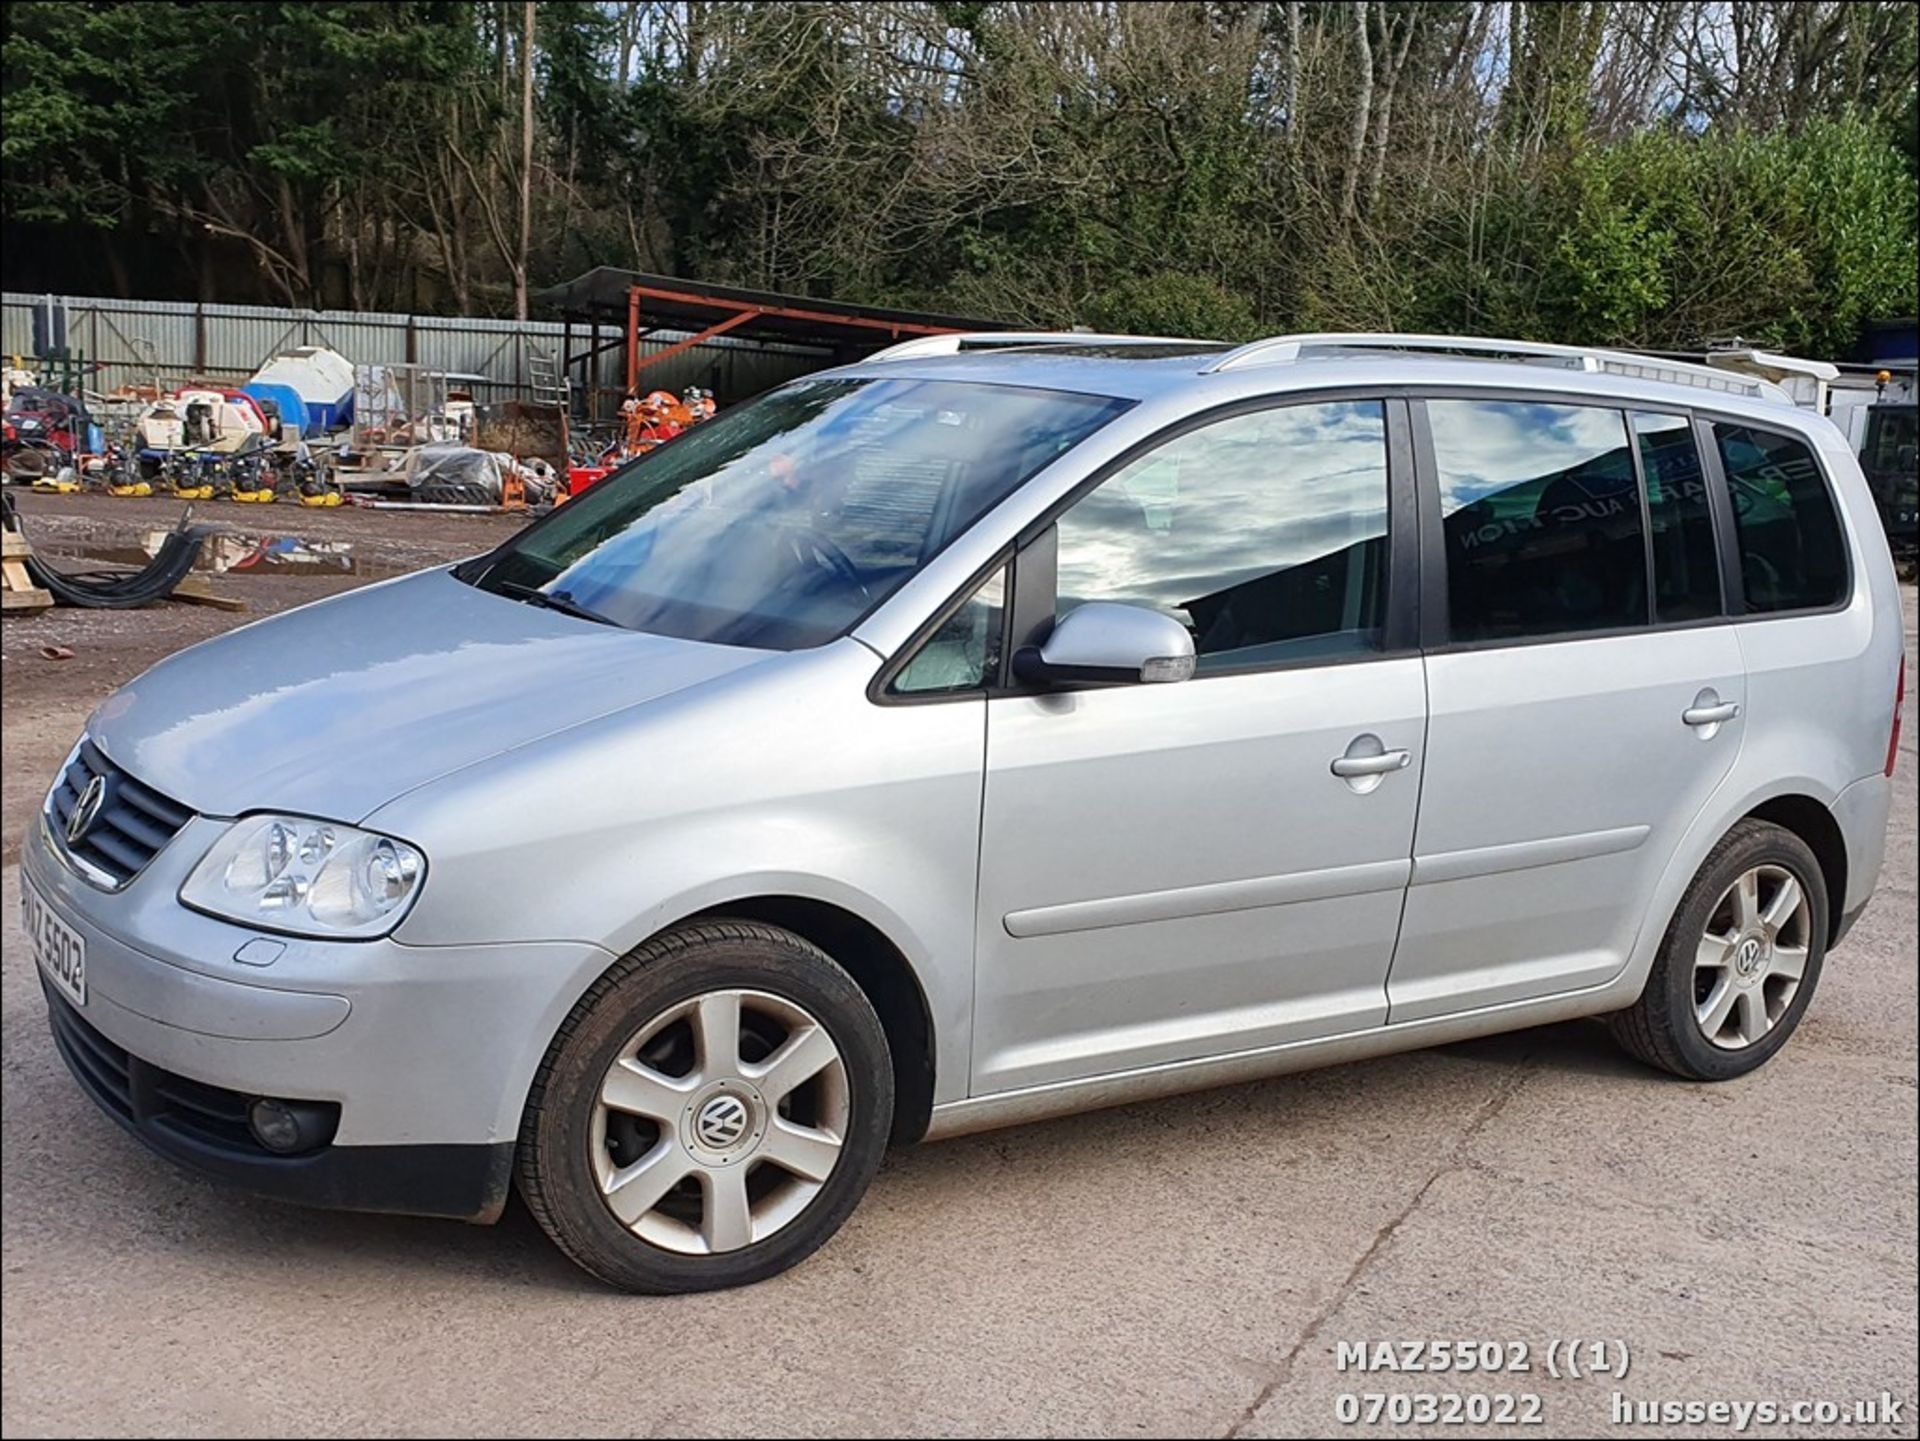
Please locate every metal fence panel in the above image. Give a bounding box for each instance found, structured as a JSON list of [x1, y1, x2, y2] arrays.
[[414, 315, 531, 393], [309, 310, 411, 369], [87, 303, 199, 393], [0, 296, 32, 358], [5, 295, 202, 395], [201, 303, 306, 379]]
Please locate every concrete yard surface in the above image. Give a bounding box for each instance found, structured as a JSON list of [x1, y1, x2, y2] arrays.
[[1, 565, 1914, 1439]]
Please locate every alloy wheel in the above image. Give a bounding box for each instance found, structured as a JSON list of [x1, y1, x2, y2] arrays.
[[590, 988, 849, 1254], [1692, 864, 1811, 1050]]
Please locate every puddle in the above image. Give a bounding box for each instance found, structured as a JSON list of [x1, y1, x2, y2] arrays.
[[167, 531, 358, 575], [30, 532, 423, 583], [14, 506, 493, 585]]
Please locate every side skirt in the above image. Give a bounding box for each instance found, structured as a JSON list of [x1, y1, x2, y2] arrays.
[[921, 973, 1641, 1141]]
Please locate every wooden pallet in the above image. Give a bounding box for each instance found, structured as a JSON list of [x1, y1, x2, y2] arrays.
[[1, 530, 54, 612], [170, 573, 248, 611]]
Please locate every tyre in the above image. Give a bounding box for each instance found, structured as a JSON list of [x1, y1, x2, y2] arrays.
[[517, 920, 893, 1293], [1609, 819, 1828, 1080]]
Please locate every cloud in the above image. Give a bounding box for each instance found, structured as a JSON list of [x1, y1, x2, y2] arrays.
[[1429, 400, 1632, 508]]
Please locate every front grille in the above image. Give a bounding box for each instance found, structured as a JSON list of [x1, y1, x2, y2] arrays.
[[46, 739, 193, 887], [44, 986, 324, 1154]]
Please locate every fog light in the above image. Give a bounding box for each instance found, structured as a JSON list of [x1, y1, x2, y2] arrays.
[[248, 1098, 310, 1154]]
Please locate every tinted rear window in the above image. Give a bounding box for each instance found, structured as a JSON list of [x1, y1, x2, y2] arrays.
[[1713, 424, 1847, 613], [1430, 400, 1647, 642], [1634, 412, 1722, 623]]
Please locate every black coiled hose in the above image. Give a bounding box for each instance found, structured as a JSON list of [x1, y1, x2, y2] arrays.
[[2, 492, 208, 609]]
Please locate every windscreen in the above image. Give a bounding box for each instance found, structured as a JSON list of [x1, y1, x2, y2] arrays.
[[466, 376, 1129, 649]]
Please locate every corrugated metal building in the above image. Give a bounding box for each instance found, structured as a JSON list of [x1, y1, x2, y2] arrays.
[[1, 292, 836, 408]]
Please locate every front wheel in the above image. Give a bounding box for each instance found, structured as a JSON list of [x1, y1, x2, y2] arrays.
[[1609, 819, 1828, 1080], [517, 921, 893, 1292]]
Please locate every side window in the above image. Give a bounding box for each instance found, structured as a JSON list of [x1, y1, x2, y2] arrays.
[[1430, 400, 1646, 642], [1052, 401, 1391, 671], [890, 567, 1005, 694], [1713, 424, 1847, 613], [1863, 406, 1916, 476], [1633, 412, 1722, 622]]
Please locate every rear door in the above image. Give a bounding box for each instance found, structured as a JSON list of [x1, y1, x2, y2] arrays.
[[1387, 399, 1747, 1020]]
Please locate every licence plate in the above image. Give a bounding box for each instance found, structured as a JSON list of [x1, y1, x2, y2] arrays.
[[23, 878, 86, 1007]]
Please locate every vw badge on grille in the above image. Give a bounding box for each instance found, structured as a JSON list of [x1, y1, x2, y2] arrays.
[[66, 774, 107, 847]]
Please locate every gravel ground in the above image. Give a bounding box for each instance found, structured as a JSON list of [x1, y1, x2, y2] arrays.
[[6, 487, 528, 556], [0, 527, 1913, 1438]]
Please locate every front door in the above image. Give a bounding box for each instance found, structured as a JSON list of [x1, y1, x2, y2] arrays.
[[970, 398, 1426, 1095]]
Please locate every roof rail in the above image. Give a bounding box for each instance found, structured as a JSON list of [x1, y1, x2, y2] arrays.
[[865, 331, 1211, 362], [1205, 332, 1795, 404]]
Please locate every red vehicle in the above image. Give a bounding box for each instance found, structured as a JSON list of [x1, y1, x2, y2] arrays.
[[566, 463, 613, 496], [3, 386, 95, 481], [566, 389, 720, 497]]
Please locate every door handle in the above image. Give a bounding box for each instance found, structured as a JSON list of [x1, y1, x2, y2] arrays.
[[1331, 749, 1412, 778], [1683, 701, 1741, 727]]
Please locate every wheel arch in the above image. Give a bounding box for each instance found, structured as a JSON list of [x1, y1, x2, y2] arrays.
[[1615, 775, 1851, 1007], [1743, 794, 1849, 947], [681, 896, 938, 1145]]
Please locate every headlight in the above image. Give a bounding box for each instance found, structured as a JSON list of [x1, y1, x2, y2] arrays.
[[181, 815, 425, 939]]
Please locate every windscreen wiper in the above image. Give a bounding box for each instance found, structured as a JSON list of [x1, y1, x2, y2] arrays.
[[521, 587, 622, 628]]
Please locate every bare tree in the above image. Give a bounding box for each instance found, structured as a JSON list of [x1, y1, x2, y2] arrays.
[[1340, 0, 1374, 222], [516, 0, 536, 319], [1363, 3, 1417, 214], [1285, 0, 1302, 141]]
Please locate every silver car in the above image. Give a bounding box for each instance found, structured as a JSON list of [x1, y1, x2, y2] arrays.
[[22, 333, 1905, 1292]]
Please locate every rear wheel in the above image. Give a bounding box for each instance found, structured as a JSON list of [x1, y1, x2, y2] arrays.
[[1609, 819, 1828, 1080], [517, 921, 893, 1292]]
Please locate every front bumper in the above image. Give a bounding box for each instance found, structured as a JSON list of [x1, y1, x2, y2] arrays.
[[45, 981, 513, 1220], [23, 816, 615, 1219]]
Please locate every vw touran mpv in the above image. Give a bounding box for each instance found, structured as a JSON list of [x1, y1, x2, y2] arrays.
[[24, 332, 1904, 1291]]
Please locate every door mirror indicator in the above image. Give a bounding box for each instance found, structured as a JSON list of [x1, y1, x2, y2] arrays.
[[1013, 602, 1196, 687]]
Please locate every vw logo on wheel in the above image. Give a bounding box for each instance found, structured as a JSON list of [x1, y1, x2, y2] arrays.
[[66, 775, 108, 847], [694, 1094, 751, 1149], [1734, 937, 1764, 978]]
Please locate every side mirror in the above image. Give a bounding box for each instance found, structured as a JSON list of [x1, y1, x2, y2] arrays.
[[1013, 602, 1196, 687]]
